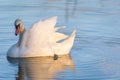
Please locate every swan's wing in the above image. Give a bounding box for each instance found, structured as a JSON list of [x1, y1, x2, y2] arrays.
[[53, 30, 76, 55], [54, 26, 66, 31], [26, 16, 57, 48], [49, 32, 68, 43], [50, 26, 67, 43]]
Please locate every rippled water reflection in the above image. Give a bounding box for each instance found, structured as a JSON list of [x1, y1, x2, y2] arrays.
[[1, 0, 120, 80], [7, 55, 74, 80]]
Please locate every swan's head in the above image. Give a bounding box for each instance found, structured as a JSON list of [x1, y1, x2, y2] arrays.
[[14, 19, 24, 36]]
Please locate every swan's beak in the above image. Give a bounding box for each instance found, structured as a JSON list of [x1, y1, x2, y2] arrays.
[[15, 26, 20, 36]]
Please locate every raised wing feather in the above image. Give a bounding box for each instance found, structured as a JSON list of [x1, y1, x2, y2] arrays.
[[23, 16, 57, 48]]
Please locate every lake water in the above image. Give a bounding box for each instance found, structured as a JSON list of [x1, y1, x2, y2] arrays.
[[0, 0, 120, 80]]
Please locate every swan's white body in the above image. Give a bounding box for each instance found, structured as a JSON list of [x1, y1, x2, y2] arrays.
[[7, 16, 76, 58]]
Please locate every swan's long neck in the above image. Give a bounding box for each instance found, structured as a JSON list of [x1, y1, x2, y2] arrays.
[[18, 27, 25, 47]]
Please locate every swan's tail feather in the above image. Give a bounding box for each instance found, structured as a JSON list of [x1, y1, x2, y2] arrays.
[[49, 32, 68, 43], [53, 30, 76, 55], [61, 30, 76, 49], [55, 32, 68, 42], [54, 26, 66, 31]]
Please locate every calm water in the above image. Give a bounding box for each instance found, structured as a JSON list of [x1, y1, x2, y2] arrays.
[[0, 0, 120, 80]]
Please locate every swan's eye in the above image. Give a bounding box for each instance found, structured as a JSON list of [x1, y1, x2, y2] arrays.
[[15, 24, 20, 29]]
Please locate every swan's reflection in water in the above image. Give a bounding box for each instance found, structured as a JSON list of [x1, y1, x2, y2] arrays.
[[7, 55, 74, 80]]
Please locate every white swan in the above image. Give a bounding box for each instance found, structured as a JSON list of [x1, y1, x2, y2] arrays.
[[7, 16, 76, 58]]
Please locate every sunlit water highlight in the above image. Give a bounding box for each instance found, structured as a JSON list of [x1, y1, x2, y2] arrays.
[[0, 0, 120, 80]]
